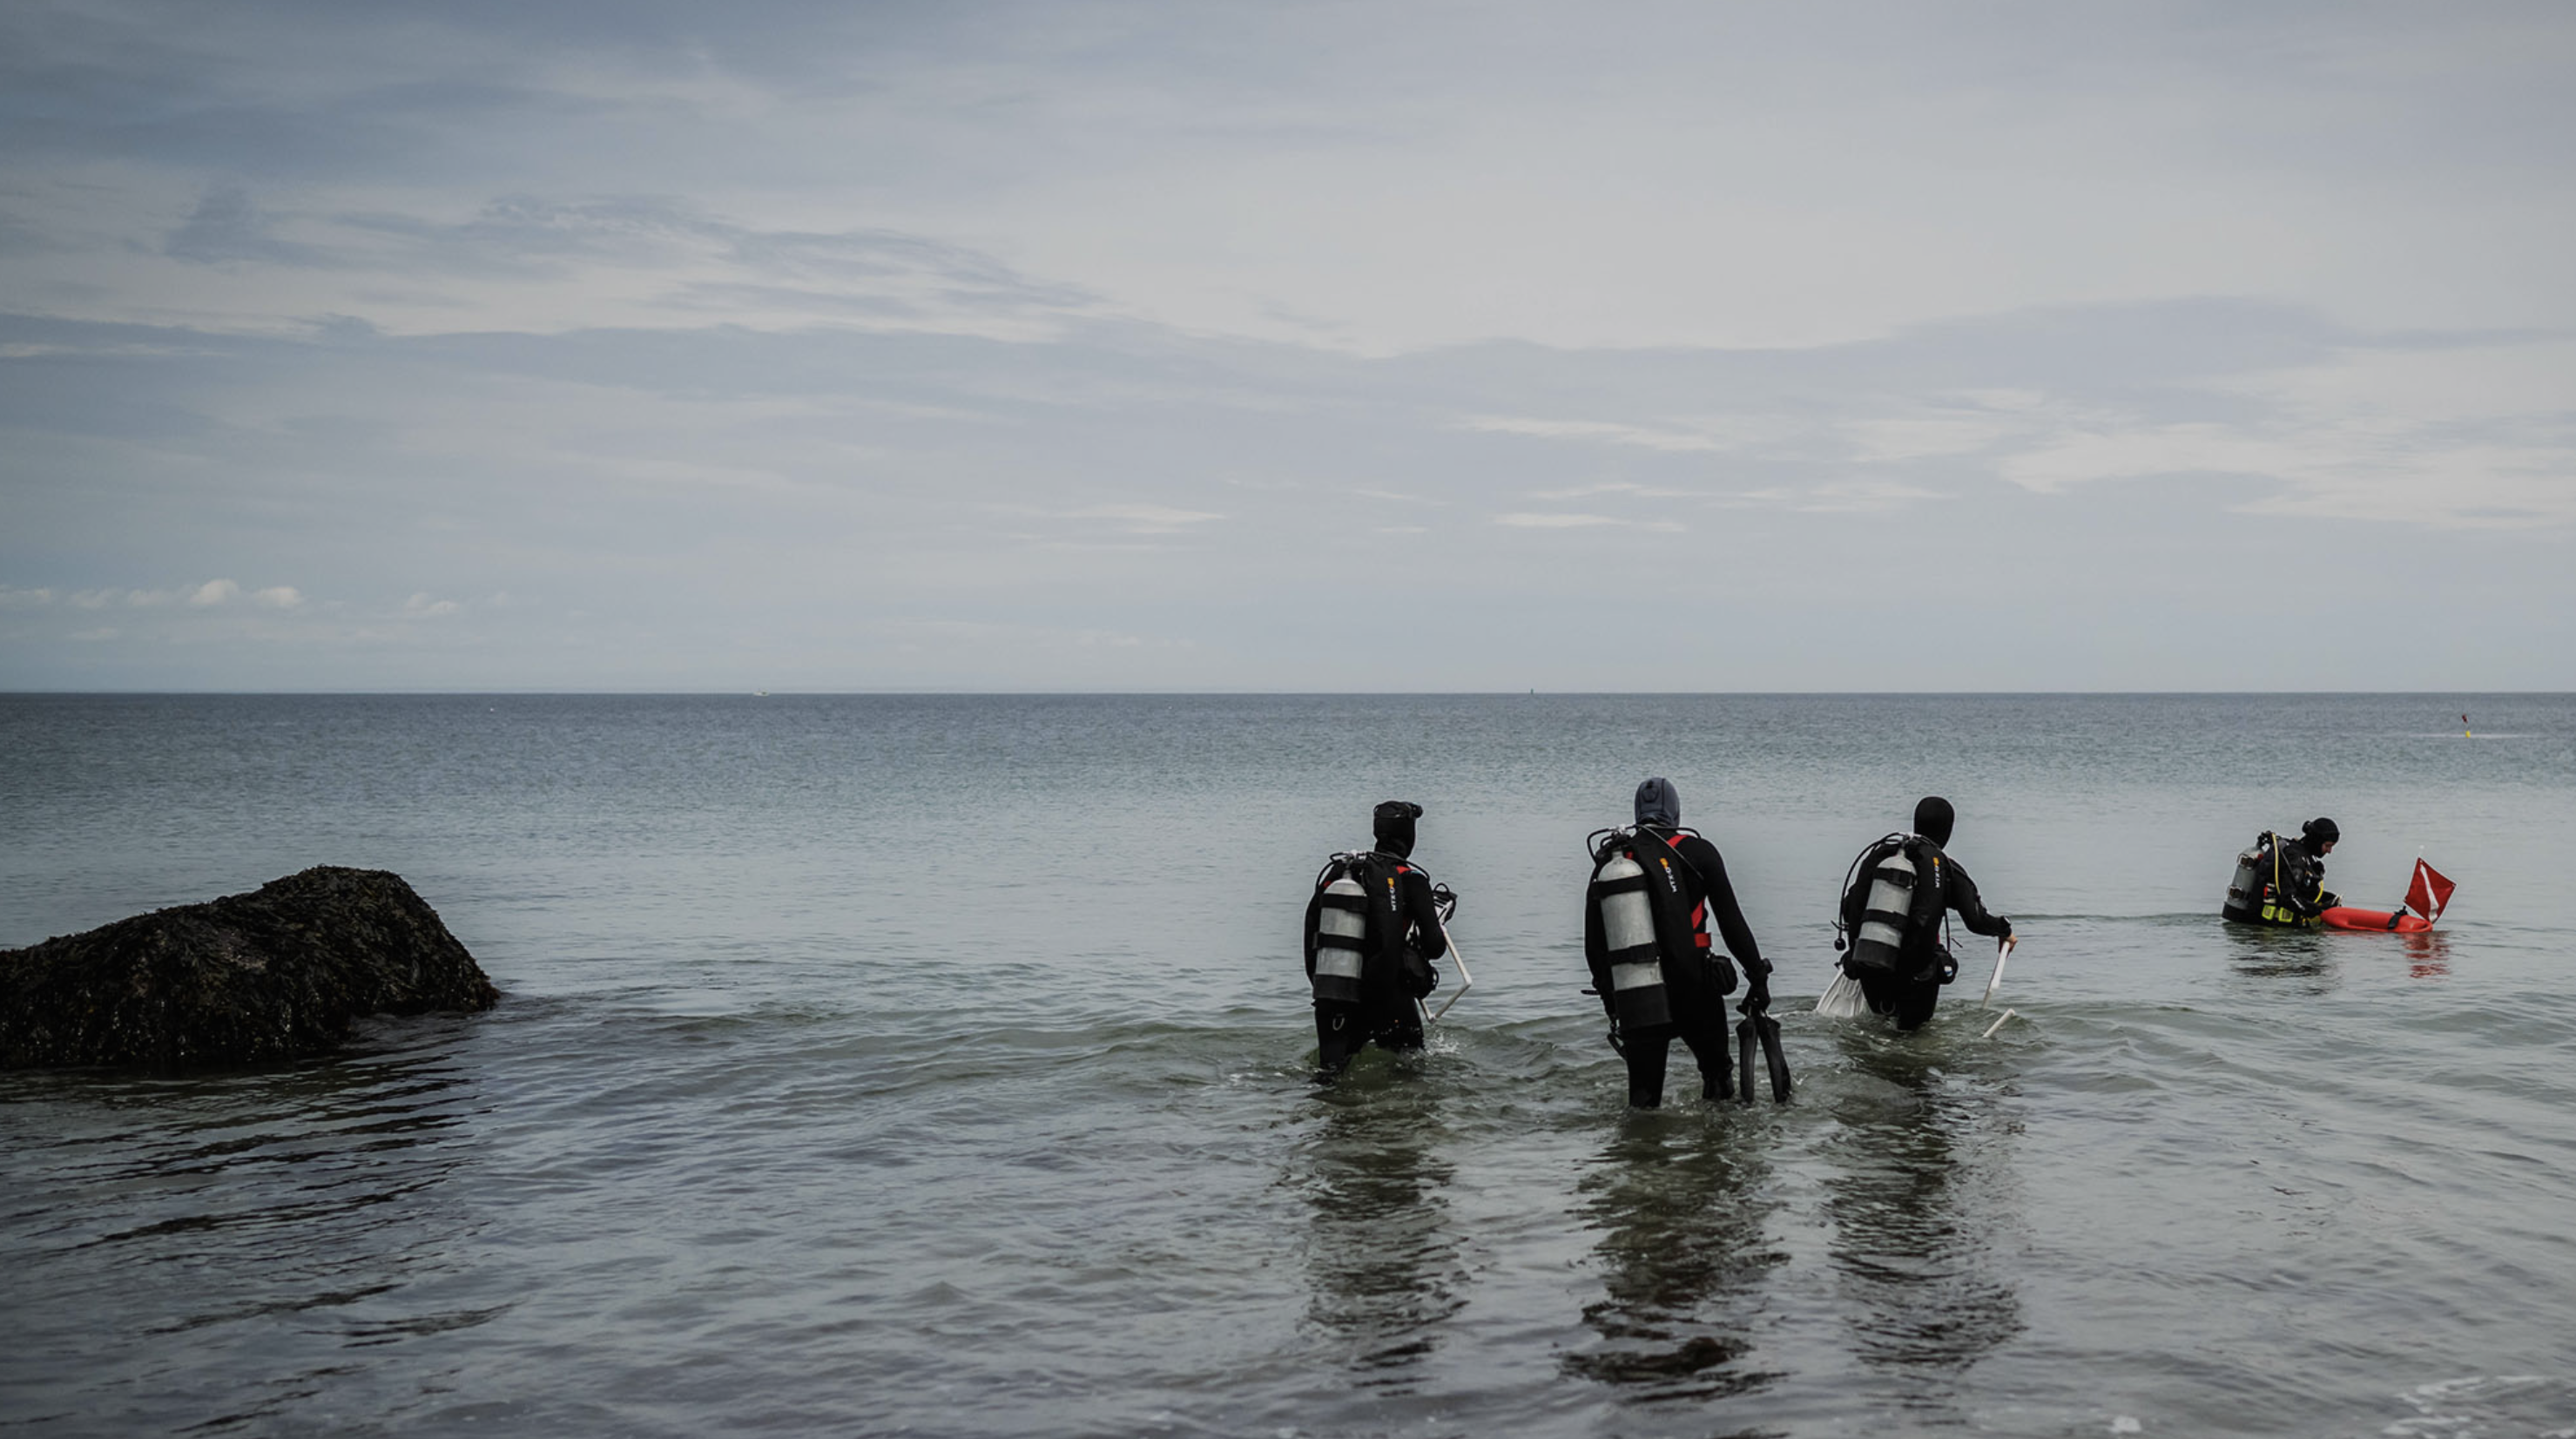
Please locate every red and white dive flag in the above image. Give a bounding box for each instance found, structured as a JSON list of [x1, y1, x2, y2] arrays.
[[2405, 859, 2457, 924]]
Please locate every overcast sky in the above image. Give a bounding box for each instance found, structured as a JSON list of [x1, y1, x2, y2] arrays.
[[3, 1, 2572, 690]]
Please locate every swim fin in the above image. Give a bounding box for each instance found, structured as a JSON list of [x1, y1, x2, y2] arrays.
[[1759, 1011, 1790, 1102], [1816, 969, 1869, 1019], [1735, 1008, 1791, 1105]]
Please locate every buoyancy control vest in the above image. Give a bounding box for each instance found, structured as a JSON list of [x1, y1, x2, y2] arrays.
[[1587, 827, 1730, 1030], [1307, 851, 1419, 1004], [1838, 834, 1946, 979]]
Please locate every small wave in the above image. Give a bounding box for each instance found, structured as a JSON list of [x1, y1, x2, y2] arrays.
[[2390, 1374, 2576, 1436]]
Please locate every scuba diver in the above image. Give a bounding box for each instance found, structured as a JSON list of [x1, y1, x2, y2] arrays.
[[2221, 817, 2341, 927], [1582, 778, 1771, 1108], [1303, 800, 1452, 1076], [1831, 796, 2013, 1031]]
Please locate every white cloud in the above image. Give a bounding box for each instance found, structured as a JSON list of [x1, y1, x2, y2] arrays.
[[1064, 504, 1224, 534], [251, 585, 305, 609], [1492, 512, 1684, 531], [403, 592, 462, 618], [1729, 480, 1949, 514], [1844, 412, 2027, 463], [188, 578, 241, 606], [1527, 481, 1696, 501], [0, 586, 56, 609], [1462, 415, 1730, 453], [1993, 340, 2576, 527]]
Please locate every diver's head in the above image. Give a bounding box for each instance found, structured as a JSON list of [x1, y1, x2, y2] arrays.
[[1634, 776, 1681, 828], [2303, 816, 2340, 854], [1913, 795, 1956, 848], [1372, 800, 1423, 857]]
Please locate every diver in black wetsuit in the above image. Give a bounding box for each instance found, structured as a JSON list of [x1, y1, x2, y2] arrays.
[[1834, 796, 2013, 1031], [2221, 817, 2341, 927], [1583, 778, 1771, 1108], [1302, 801, 1450, 1075]]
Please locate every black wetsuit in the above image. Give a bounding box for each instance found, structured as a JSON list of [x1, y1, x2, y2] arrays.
[[1584, 827, 1770, 1107], [2223, 834, 2336, 927], [1303, 852, 1448, 1072], [1838, 837, 2010, 1030]]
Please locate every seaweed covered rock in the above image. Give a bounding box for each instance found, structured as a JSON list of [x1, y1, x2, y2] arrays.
[[0, 867, 497, 1070]]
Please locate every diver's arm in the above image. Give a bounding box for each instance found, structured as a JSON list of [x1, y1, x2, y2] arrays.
[[2284, 849, 2328, 916], [1682, 836, 1766, 977], [1398, 866, 1449, 956], [1945, 861, 2013, 940]]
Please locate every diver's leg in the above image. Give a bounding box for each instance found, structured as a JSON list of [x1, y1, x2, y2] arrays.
[[1375, 996, 1426, 1052], [1624, 1025, 1674, 1108], [1857, 970, 1902, 1017], [1679, 1010, 1733, 1100], [1893, 980, 1940, 1031], [1315, 1003, 1360, 1073]]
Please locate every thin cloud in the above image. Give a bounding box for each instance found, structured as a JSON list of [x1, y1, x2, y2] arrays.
[[165, 187, 332, 267], [1065, 504, 1224, 534], [1527, 481, 1696, 501], [1993, 338, 2576, 528], [1461, 415, 1730, 453], [1493, 512, 1685, 531], [1727, 481, 1949, 513]]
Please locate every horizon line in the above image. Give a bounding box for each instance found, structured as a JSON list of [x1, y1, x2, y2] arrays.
[[1, 689, 2565, 699]]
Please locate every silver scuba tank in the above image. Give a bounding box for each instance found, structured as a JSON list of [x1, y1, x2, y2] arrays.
[[2222, 837, 2266, 919], [1312, 873, 1369, 1004], [1848, 843, 1918, 976], [1597, 852, 1673, 1029]]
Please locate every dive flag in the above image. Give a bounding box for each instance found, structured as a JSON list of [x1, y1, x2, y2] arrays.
[[2405, 859, 2457, 924]]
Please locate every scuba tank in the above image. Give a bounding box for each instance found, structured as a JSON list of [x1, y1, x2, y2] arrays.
[[2222, 832, 2271, 922], [1591, 848, 1675, 1030], [1310, 868, 1370, 1005], [1844, 838, 1919, 977]]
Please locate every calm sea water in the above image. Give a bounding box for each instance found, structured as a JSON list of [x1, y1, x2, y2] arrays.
[[3, 693, 2573, 1438]]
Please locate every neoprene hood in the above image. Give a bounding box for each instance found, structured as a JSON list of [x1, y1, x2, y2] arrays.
[[1914, 795, 1956, 848], [2303, 816, 2340, 848], [1635, 777, 1681, 828], [1373, 800, 1423, 857]]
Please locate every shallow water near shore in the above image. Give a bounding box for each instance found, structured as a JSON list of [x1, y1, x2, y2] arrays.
[[4, 692, 2574, 1437]]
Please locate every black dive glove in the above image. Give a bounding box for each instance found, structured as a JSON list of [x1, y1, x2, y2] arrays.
[[1741, 968, 1772, 1016]]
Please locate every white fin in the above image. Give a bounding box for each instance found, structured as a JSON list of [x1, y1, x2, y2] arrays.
[[1814, 969, 1870, 1019]]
